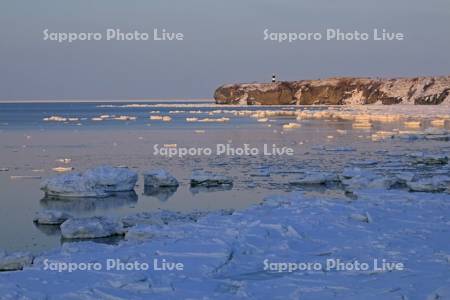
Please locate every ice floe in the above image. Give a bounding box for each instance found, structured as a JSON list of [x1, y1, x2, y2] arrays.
[[339, 167, 396, 191], [60, 217, 125, 239], [282, 123, 301, 129], [41, 166, 138, 198], [52, 167, 74, 173], [143, 170, 179, 188], [406, 175, 450, 193], [0, 251, 33, 271], [190, 171, 233, 187], [33, 210, 72, 225]]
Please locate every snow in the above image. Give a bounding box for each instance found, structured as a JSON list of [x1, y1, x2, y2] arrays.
[[1, 187, 450, 298], [60, 217, 125, 239], [40, 166, 138, 198]]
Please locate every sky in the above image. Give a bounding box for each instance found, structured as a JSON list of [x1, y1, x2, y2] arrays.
[[0, 0, 449, 100]]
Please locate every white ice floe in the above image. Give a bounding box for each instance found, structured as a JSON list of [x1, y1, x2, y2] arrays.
[[352, 121, 372, 129], [431, 119, 446, 127], [197, 117, 230, 123], [56, 158, 72, 164], [143, 170, 179, 187], [33, 210, 72, 225], [43, 116, 67, 122], [10, 175, 42, 180], [52, 167, 74, 173], [190, 171, 233, 187], [404, 121, 422, 129], [406, 176, 450, 193], [60, 217, 125, 239], [113, 115, 137, 121], [0, 251, 33, 271], [340, 167, 396, 191], [41, 166, 138, 198], [282, 122, 301, 129]]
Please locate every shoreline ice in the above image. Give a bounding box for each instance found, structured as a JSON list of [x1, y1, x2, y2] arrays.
[[1, 185, 449, 299]]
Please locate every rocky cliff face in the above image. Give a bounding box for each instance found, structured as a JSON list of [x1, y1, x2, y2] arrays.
[[214, 76, 450, 105]]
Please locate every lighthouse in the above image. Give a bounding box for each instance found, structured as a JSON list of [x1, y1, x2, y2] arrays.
[[272, 74, 276, 83]]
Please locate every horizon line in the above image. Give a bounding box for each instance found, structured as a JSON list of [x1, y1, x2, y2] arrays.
[[0, 98, 214, 104]]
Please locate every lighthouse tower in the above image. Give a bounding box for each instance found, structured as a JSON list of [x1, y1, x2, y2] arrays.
[[272, 74, 276, 83]]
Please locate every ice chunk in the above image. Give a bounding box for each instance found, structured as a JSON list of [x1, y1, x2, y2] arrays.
[[52, 167, 74, 173], [143, 170, 179, 187], [282, 123, 301, 129], [0, 251, 33, 271], [60, 217, 125, 239], [404, 121, 422, 129], [340, 167, 396, 191], [190, 171, 233, 187], [41, 166, 138, 198], [83, 166, 138, 192], [406, 176, 450, 192], [40, 172, 108, 198], [350, 213, 372, 223], [33, 210, 72, 225]]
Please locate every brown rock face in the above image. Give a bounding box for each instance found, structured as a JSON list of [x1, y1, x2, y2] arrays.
[[214, 76, 450, 105]]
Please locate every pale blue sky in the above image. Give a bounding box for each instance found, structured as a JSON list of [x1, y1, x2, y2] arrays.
[[0, 0, 449, 100]]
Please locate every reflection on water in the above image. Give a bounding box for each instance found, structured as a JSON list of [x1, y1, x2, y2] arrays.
[[40, 191, 138, 213], [33, 223, 61, 236], [143, 185, 178, 201], [60, 235, 124, 246], [190, 184, 233, 195]]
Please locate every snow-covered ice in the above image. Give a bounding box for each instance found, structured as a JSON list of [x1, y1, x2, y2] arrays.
[[406, 175, 450, 192], [40, 166, 138, 198], [1, 188, 450, 299], [0, 251, 33, 271], [143, 170, 179, 188], [60, 217, 125, 239]]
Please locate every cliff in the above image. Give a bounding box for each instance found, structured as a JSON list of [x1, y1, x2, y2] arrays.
[[214, 76, 450, 105]]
